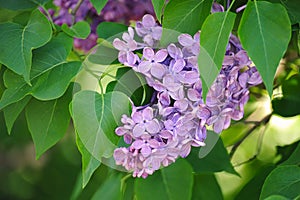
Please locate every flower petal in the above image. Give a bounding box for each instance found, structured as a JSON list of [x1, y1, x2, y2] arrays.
[[142, 14, 156, 28], [150, 63, 166, 79], [178, 34, 194, 47], [145, 119, 160, 134], [133, 124, 146, 137], [143, 47, 154, 60], [138, 61, 151, 73], [154, 49, 168, 62]]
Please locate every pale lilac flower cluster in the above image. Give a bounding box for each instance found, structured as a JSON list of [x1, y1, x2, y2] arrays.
[[113, 14, 262, 178], [44, 0, 154, 52]]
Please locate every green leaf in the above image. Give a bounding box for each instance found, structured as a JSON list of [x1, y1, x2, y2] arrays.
[[62, 21, 91, 39], [106, 67, 152, 106], [90, 0, 108, 14], [192, 174, 223, 200], [264, 195, 289, 200], [25, 86, 73, 159], [281, 141, 300, 166], [31, 61, 81, 100], [236, 165, 275, 200], [0, 9, 52, 83], [123, 177, 135, 200], [198, 11, 236, 101], [0, 0, 49, 10], [12, 10, 31, 26], [268, 0, 300, 24], [281, 73, 300, 100], [3, 96, 31, 134], [272, 74, 300, 117], [91, 173, 122, 200], [0, 8, 23, 23], [151, 0, 165, 23], [163, 0, 213, 35], [135, 159, 193, 200], [238, 1, 291, 97], [186, 131, 237, 175], [260, 165, 300, 199], [87, 41, 119, 65], [0, 34, 76, 109], [0, 61, 81, 109], [272, 98, 300, 117], [76, 133, 101, 188], [96, 22, 128, 39], [72, 91, 130, 161]]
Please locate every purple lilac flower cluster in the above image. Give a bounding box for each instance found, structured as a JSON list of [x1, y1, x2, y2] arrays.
[[112, 14, 262, 178], [46, 0, 154, 52]]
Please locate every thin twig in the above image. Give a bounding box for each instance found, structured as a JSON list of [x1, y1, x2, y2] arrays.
[[233, 122, 268, 167], [71, 0, 84, 24], [229, 113, 272, 158]]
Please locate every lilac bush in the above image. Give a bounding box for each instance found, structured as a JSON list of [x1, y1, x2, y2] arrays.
[[112, 14, 262, 178]]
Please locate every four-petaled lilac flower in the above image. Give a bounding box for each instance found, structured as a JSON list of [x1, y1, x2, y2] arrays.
[[113, 27, 138, 66], [131, 107, 161, 137], [138, 47, 168, 79]]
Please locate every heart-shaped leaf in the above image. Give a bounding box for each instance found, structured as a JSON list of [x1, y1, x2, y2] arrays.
[[260, 165, 300, 199], [62, 21, 91, 39], [0, 9, 52, 83], [76, 133, 101, 188], [3, 96, 31, 134], [72, 90, 130, 161], [0, 33, 77, 109], [25, 86, 73, 159]]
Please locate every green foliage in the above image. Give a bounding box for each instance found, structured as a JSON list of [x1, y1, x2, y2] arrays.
[[62, 21, 91, 39], [198, 11, 236, 100], [135, 159, 193, 200], [0, 10, 52, 83], [3, 96, 31, 134], [0, 0, 49, 10], [236, 165, 276, 200], [267, 0, 300, 24], [76, 133, 101, 188], [280, 141, 300, 166], [72, 91, 131, 160], [186, 132, 237, 175], [238, 1, 291, 97], [90, 0, 108, 14], [192, 174, 223, 200], [97, 22, 128, 39], [260, 165, 300, 199], [91, 173, 122, 200], [25, 86, 73, 159], [272, 74, 300, 117], [264, 195, 289, 200], [106, 67, 152, 106], [151, 0, 165, 23], [163, 0, 213, 35], [0, 33, 77, 109]]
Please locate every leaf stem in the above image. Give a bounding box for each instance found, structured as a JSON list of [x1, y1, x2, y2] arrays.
[[40, 5, 57, 32], [233, 122, 268, 167], [71, 0, 84, 24]]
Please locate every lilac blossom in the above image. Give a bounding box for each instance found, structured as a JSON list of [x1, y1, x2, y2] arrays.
[[112, 14, 262, 178]]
